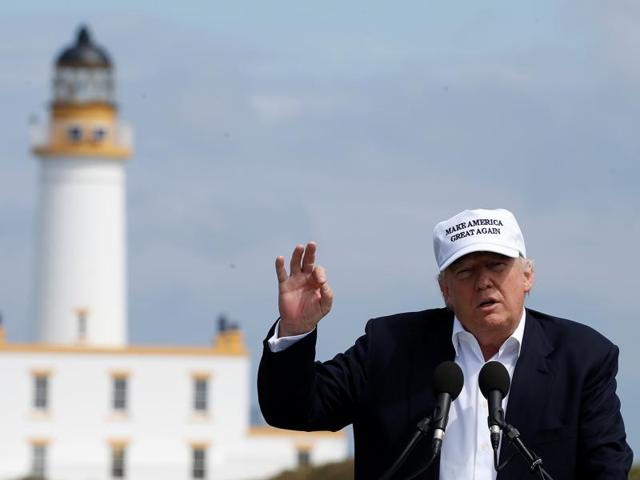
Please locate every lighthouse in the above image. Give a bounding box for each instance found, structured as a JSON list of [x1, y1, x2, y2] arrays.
[[32, 26, 132, 346]]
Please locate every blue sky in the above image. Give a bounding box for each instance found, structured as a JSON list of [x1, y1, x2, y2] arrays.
[[1, 0, 639, 456]]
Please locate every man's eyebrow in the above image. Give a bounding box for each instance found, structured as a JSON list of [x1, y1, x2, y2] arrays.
[[450, 260, 470, 270]]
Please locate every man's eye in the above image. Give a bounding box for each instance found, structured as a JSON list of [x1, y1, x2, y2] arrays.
[[489, 262, 506, 271], [456, 269, 471, 278]]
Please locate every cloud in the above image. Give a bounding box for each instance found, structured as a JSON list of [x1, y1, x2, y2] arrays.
[[249, 94, 304, 124], [581, 0, 640, 81]]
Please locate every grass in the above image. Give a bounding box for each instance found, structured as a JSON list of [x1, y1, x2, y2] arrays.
[[268, 459, 354, 480], [269, 460, 640, 480]]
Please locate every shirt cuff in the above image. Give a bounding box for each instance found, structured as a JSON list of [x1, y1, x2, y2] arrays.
[[267, 320, 315, 352]]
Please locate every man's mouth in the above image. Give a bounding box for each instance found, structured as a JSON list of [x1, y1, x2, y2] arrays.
[[478, 299, 499, 308]]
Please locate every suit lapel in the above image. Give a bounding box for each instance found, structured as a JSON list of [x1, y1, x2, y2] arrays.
[[498, 310, 555, 479], [408, 310, 456, 422], [407, 310, 456, 480]]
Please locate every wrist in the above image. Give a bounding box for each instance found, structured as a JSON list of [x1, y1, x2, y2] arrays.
[[277, 321, 314, 338]]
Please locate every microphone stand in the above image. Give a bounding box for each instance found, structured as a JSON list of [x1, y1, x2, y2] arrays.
[[497, 421, 555, 480], [404, 451, 437, 480], [379, 416, 432, 480]]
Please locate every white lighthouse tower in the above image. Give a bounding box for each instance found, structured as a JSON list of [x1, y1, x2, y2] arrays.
[[32, 26, 132, 346]]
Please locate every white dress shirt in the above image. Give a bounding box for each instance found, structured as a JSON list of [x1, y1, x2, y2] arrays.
[[267, 311, 526, 479], [267, 323, 312, 352], [440, 311, 525, 480]]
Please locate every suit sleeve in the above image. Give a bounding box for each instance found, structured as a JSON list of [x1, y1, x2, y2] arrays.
[[577, 344, 634, 478], [257, 320, 371, 432]]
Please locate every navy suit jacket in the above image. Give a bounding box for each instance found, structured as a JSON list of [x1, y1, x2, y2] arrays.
[[258, 308, 633, 479]]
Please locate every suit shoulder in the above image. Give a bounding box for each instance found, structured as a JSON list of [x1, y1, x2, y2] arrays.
[[526, 308, 617, 352], [365, 308, 452, 337]]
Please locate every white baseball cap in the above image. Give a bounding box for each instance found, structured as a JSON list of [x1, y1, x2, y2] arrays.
[[433, 208, 526, 272]]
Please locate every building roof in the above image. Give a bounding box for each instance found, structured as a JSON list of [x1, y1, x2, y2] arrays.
[[0, 328, 248, 357], [56, 25, 112, 69]]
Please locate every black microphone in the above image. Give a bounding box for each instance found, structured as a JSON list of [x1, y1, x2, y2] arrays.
[[479, 361, 511, 452], [431, 361, 464, 457]]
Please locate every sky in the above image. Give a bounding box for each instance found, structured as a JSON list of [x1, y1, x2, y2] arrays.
[[1, 0, 639, 457]]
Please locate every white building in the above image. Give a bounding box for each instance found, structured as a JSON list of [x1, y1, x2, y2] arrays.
[[0, 26, 346, 480]]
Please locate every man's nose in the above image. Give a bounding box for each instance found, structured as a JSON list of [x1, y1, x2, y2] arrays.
[[475, 270, 493, 290]]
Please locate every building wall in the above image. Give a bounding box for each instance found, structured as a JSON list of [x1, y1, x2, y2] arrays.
[[0, 346, 347, 480], [0, 348, 247, 479]]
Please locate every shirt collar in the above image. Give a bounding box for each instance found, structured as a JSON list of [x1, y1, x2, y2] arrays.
[[451, 309, 526, 360]]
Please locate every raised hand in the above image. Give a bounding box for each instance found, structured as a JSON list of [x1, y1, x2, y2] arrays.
[[275, 242, 334, 337]]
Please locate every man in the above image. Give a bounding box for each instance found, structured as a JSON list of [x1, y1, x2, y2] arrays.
[[258, 208, 633, 479]]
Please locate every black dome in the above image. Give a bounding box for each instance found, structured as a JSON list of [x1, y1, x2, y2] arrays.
[[56, 26, 111, 69]]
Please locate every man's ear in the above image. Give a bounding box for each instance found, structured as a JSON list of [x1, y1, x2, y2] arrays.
[[438, 276, 451, 305], [523, 263, 535, 294]]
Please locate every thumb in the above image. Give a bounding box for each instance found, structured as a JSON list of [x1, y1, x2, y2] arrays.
[[319, 282, 333, 314]]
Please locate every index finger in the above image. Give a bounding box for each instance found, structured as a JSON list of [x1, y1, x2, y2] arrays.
[[275, 256, 288, 283]]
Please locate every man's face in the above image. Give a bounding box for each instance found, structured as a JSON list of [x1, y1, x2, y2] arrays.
[[438, 252, 534, 343]]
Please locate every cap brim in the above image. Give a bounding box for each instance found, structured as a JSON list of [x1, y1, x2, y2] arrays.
[[439, 243, 520, 272]]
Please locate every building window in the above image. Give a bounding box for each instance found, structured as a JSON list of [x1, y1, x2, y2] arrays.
[[297, 447, 311, 468], [67, 125, 82, 142], [111, 445, 126, 478], [192, 446, 207, 479], [75, 307, 88, 341], [193, 377, 208, 413], [78, 314, 87, 340], [31, 443, 47, 479], [33, 374, 49, 410], [112, 375, 128, 412], [92, 126, 108, 142]]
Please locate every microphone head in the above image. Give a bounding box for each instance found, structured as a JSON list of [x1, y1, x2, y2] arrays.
[[432, 361, 464, 400], [479, 361, 511, 398]]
